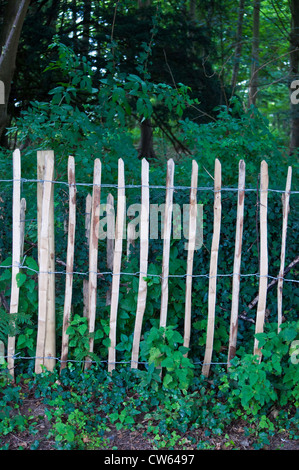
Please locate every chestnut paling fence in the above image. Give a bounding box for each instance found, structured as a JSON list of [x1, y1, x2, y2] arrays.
[[0, 149, 297, 379]]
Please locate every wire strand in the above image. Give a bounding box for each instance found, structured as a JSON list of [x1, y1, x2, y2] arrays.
[[0, 262, 298, 283], [0, 178, 298, 194]]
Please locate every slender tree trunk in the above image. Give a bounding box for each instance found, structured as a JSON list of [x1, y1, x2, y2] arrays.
[[231, 0, 246, 95], [0, 0, 30, 144], [137, 0, 155, 159], [248, 0, 260, 107], [82, 0, 92, 57], [189, 0, 197, 21], [138, 118, 156, 160], [289, 0, 299, 154]]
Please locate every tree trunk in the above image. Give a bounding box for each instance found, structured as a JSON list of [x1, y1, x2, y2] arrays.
[[0, 0, 30, 144], [189, 0, 197, 21], [289, 0, 299, 154], [231, 0, 246, 95], [82, 0, 91, 57], [248, 0, 260, 107], [138, 118, 156, 160]]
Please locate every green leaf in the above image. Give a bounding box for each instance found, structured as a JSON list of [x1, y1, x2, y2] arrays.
[[16, 273, 27, 288], [25, 257, 39, 272], [163, 373, 173, 388]]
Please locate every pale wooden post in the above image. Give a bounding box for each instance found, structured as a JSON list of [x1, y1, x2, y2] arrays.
[[160, 159, 175, 330], [183, 160, 198, 352], [35, 154, 54, 374], [36, 151, 56, 372], [202, 159, 222, 377], [131, 159, 149, 368], [277, 167, 292, 332], [108, 159, 125, 373], [254, 160, 268, 359], [85, 159, 101, 369], [0, 341, 4, 365], [60, 156, 76, 371], [106, 193, 115, 306], [83, 193, 92, 318], [7, 149, 21, 378], [228, 160, 245, 366], [20, 198, 26, 259]]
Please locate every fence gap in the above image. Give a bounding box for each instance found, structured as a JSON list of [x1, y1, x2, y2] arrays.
[[160, 158, 175, 330], [108, 159, 125, 373], [202, 158, 222, 377], [85, 159, 101, 370], [254, 160, 269, 359], [60, 156, 76, 372], [277, 166, 292, 332], [7, 149, 22, 378], [228, 160, 246, 366], [131, 158, 149, 369], [35, 152, 55, 374], [183, 160, 198, 352]]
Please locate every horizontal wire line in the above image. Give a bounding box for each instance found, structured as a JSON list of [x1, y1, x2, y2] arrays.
[[0, 178, 298, 194], [0, 263, 298, 282], [2, 353, 226, 368]]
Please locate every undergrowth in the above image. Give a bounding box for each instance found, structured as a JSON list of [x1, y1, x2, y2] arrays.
[[0, 321, 298, 450]]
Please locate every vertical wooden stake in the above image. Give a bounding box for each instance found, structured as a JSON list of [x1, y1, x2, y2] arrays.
[[131, 159, 149, 368], [85, 159, 101, 369], [160, 159, 175, 330], [277, 167, 292, 332], [106, 193, 115, 306], [60, 156, 76, 372], [228, 160, 245, 366], [254, 160, 268, 359], [83, 193, 92, 318], [20, 198, 26, 258], [35, 154, 54, 374], [37, 151, 56, 372], [202, 159, 221, 377], [108, 159, 125, 373], [183, 160, 198, 351], [7, 149, 21, 378]]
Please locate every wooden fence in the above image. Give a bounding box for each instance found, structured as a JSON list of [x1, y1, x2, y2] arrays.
[[1, 149, 295, 379]]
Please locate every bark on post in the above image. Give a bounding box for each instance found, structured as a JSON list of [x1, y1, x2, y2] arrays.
[[202, 159, 221, 377], [108, 159, 125, 373], [160, 159, 175, 330], [60, 156, 76, 372], [183, 160, 198, 352], [131, 159, 149, 368], [228, 160, 245, 366], [253, 161, 268, 359], [7, 149, 21, 378], [35, 153, 54, 374]]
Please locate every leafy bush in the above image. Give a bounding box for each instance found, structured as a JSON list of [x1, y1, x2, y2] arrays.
[[220, 321, 299, 416]]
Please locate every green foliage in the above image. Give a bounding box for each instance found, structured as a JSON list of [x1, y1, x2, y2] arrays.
[[0, 257, 37, 347], [140, 325, 194, 391], [220, 321, 299, 416]]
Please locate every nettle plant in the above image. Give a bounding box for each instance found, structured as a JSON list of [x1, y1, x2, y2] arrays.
[[139, 325, 194, 391]]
